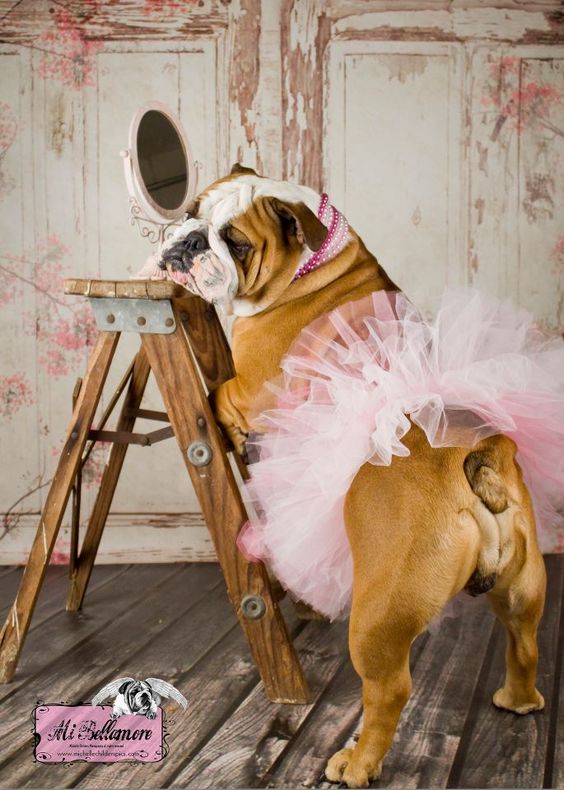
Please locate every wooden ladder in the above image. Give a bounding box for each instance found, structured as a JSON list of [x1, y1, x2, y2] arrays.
[[0, 279, 310, 704]]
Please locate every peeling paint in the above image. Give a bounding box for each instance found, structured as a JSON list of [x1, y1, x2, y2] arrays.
[[453, 8, 551, 40], [282, 0, 329, 188], [476, 141, 488, 175], [384, 54, 428, 83], [336, 26, 452, 42], [228, 0, 261, 169], [334, 8, 553, 42], [474, 197, 485, 226], [523, 172, 555, 222], [334, 10, 453, 36], [49, 92, 73, 156]]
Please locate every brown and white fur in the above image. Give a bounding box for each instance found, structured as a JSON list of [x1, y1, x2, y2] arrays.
[[159, 165, 546, 788]]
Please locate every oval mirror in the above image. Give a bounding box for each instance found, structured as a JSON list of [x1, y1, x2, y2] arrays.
[[125, 101, 197, 225]]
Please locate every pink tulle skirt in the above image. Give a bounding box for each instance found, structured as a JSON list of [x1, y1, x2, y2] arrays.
[[238, 289, 564, 620]]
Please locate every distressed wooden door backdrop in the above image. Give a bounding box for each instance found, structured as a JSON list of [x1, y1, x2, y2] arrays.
[[0, 1, 562, 563]]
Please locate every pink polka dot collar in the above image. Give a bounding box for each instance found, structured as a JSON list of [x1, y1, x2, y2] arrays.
[[292, 193, 349, 283]]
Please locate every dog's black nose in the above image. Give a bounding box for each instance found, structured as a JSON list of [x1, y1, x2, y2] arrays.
[[184, 230, 208, 254]]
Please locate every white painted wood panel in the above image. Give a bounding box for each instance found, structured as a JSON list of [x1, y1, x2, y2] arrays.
[[0, 513, 215, 564], [326, 41, 465, 316], [31, 48, 92, 515], [468, 45, 564, 333], [0, 48, 41, 514], [467, 45, 521, 300], [517, 56, 563, 330]]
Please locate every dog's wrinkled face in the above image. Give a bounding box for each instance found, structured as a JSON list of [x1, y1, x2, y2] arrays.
[[159, 165, 328, 316], [159, 217, 235, 304], [119, 680, 157, 716]]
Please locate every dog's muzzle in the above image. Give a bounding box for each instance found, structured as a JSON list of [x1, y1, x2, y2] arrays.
[[159, 221, 238, 305], [159, 230, 209, 275]]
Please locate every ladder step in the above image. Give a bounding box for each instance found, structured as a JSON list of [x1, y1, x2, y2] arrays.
[[123, 407, 169, 422], [88, 426, 174, 446]]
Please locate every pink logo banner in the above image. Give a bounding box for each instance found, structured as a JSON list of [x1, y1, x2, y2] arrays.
[[34, 705, 165, 763]]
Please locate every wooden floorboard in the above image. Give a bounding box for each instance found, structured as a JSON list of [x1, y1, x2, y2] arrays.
[[168, 619, 349, 788], [0, 557, 561, 789], [0, 565, 64, 621], [0, 565, 126, 631]]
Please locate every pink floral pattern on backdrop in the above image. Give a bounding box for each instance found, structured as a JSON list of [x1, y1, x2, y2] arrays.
[[35, 9, 103, 89], [0, 373, 33, 419], [481, 55, 563, 141], [0, 235, 96, 406], [0, 233, 98, 542]]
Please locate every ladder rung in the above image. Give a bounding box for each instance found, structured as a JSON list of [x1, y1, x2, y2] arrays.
[[123, 408, 170, 423], [88, 426, 174, 446]]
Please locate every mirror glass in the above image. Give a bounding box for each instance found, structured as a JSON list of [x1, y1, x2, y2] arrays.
[[137, 110, 188, 210]]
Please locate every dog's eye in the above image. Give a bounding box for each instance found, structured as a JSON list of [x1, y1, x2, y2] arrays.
[[222, 233, 251, 261], [221, 225, 252, 261], [229, 241, 251, 260]]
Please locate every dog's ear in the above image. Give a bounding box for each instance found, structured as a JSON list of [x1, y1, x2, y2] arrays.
[[268, 197, 328, 252], [230, 162, 258, 176], [118, 681, 132, 694]]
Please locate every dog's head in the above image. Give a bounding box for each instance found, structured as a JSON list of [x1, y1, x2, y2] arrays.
[[158, 164, 331, 316], [118, 679, 157, 715]]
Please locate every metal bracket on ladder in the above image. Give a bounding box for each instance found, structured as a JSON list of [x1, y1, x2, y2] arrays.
[[90, 297, 176, 334]]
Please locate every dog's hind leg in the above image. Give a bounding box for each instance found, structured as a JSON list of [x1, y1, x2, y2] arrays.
[[325, 596, 418, 789], [464, 434, 546, 713], [487, 513, 546, 714]]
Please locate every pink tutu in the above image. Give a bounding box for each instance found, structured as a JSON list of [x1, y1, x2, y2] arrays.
[[238, 289, 564, 620]]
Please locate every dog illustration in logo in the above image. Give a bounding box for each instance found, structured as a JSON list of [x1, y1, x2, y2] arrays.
[[92, 677, 187, 719]]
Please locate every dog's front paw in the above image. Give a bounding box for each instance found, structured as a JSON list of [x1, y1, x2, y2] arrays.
[[208, 384, 249, 458], [493, 686, 545, 714], [325, 748, 355, 784], [325, 747, 381, 789], [225, 424, 248, 459], [146, 710, 157, 720]]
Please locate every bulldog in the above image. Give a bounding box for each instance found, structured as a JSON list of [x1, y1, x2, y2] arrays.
[[92, 677, 188, 720], [159, 165, 546, 788]]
